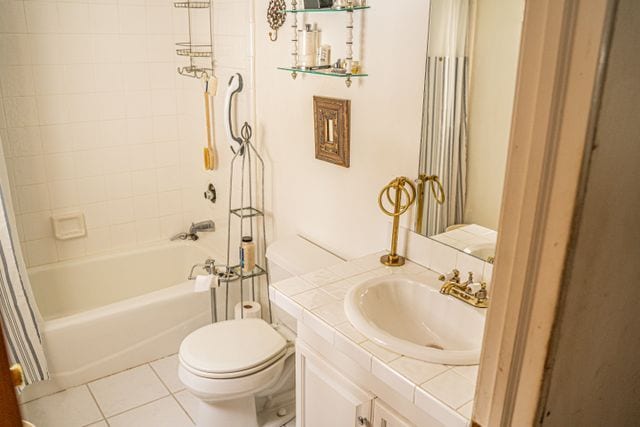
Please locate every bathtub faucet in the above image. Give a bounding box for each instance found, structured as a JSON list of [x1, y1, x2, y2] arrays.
[[170, 220, 216, 241]]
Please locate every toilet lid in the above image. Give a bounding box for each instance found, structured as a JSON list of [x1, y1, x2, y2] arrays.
[[179, 318, 287, 376]]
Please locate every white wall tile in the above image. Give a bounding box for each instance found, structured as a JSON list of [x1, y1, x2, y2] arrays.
[[0, 0, 230, 266], [3, 97, 38, 127], [25, 237, 57, 266], [108, 198, 134, 224], [56, 238, 86, 261], [90, 5, 119, 35], [0, 65, 35, 97], [20, 211, 53, 241], [58, 3, 90, 35], [24, 2, 60, 34], [17, 183, 50, 213], [106, 172, 133, 200], [0, 3, 27, 34]]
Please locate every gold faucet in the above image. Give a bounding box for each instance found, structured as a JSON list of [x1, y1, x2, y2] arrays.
[[378, 177, 416, 266], [439, 270, 489, 308]]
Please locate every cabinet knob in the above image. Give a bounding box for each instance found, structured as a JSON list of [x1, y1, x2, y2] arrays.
[[357, 416, 369, 426]]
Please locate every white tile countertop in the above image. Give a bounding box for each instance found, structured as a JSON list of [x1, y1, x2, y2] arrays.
[[269, 252, 480, 426]]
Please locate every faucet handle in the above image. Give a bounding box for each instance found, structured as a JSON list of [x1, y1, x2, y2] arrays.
[[439, 269, 460, 283], [476, 282, 488, 301]]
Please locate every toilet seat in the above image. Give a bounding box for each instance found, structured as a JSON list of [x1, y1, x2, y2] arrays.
[[179, 318, 287, 380]]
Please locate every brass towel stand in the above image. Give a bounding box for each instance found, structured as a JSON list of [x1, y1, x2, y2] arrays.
[[378, 177, 416, 266]]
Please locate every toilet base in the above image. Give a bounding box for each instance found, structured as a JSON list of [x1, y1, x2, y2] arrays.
[[196, 396, 258, 427]]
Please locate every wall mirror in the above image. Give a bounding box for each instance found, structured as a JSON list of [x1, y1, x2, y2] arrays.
[[414, 0, 526, 262]]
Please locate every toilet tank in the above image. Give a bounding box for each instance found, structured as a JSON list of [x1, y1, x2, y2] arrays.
[[266, 236, 343, 283]]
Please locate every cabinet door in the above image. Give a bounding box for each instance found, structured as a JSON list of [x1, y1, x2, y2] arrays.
[[297, 341, 374, 427], [372, 400, 415, 427]]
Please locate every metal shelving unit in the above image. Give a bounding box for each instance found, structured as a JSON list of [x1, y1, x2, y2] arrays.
[[174, 1, 214, 78], [222, 123, 273, 322]]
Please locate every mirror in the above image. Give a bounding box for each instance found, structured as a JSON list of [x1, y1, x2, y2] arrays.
[[414, 0, 525, 262]]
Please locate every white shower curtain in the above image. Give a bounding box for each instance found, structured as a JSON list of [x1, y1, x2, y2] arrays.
[[0, 139, 49, 387], [419, 0, 470, 236]]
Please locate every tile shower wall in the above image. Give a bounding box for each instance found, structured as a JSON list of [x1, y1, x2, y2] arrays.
[[0, 0, 252, 266]]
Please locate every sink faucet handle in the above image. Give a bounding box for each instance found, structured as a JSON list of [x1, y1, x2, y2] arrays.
[[439, 269, 461, 283], [465, 271, 474, 285], [476, 282, 488, 301]]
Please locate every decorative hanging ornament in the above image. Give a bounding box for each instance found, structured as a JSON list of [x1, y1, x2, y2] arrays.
[[267, 0, 287, 42]]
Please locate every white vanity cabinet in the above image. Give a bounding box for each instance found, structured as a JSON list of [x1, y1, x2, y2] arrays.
[[372, 400, 415, 427], [296, 341, 374, 427]]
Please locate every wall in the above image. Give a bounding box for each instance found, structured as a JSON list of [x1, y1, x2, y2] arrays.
[[464, 0, 524, 230], [254, 0, 430, 259], [0, 0, 252, 266], [540, 0, 640, 424]]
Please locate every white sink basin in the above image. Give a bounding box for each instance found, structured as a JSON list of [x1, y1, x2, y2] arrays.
[[344, 275, 486, 365]]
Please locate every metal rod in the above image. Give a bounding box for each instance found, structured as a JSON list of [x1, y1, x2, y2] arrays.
[[239, 142, 246, 319]]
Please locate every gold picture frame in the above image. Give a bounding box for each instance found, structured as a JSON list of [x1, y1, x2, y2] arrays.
[[313, 96, 351, 168]]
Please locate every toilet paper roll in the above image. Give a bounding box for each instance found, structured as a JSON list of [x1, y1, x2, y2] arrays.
[[234, 301, 262, 320]]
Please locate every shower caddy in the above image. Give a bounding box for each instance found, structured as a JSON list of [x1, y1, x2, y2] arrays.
[[174, 0, 214, 79]]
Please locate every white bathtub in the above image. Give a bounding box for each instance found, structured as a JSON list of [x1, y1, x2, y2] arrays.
[[22, 242, 217, 401]]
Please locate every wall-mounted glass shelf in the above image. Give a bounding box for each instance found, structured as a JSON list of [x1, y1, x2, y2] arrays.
[[278, 67, 368, 78], [282, 6, 370, 13]]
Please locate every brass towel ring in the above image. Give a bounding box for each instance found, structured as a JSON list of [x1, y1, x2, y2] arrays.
[[378, 177, 416, 217], [425, 175, 446, 205], [378, 177, 416, 267]]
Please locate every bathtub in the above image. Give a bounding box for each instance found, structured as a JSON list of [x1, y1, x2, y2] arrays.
[[22, 242, 217, 401]]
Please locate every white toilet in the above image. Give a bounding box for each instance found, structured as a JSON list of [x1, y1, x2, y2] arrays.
[[178, 236, 342, 427]]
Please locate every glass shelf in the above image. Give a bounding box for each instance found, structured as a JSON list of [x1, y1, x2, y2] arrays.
[[173, 1, 210, 8], [278, 67, 368, 78], [283, 6, 370, 13]]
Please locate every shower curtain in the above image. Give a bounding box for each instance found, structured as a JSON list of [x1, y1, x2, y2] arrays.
[[0, 141, 48, 386], [419, 0, 470, 236]]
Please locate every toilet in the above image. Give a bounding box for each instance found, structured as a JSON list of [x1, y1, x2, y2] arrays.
[[178, 236, 342, 427]]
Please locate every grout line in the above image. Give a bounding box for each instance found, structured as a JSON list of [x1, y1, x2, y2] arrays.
[[170, 391, 195, 424], [85, 384, 109, 427], [104, 394, 171, 420]]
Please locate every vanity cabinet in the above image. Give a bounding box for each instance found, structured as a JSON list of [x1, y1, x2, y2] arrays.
[[296, 341, 374, 427], [372, 400, 415, 427]]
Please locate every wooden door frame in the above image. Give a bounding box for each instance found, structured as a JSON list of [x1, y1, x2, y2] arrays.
[[0, 324, 22, 426], [472, 0, 616, 425]]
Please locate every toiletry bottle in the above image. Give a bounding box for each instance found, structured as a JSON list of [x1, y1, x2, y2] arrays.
[[240, 236, 256, 273], [299, 24, 319, 68]]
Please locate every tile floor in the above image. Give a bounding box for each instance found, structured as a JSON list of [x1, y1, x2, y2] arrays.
[[20, 354, 296, 427]]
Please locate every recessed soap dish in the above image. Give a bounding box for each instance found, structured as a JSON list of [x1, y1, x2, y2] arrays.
[[51, 212, 86, 240]]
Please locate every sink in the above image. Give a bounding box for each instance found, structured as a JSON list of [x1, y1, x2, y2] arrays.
[[463, 242, 495, 261], [344, 275, 486, 365]]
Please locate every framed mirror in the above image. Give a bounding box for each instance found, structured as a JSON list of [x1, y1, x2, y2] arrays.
[[414, 0, 526, 262]]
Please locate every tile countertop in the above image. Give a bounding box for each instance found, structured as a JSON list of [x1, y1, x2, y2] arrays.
[[269, 252, 478, 426]]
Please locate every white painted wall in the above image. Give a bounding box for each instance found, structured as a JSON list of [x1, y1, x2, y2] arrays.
[[464, 0, 524, 230], [254, 0, 430, 259]]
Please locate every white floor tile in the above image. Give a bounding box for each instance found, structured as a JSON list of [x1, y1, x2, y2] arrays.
[[174, 389, 199, 421], [150, 354, 185, 393], [88, 364, 169, 417], [20, 385, 103, 427], [107, 396, 193, 427], [85, 422, 108, 427]]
